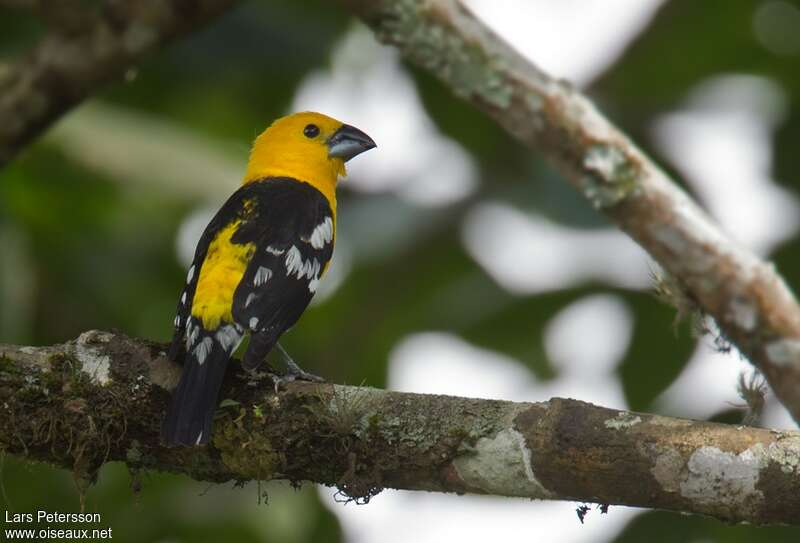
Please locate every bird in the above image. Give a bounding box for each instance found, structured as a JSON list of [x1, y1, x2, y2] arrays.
[[161, 112, 376, 446]]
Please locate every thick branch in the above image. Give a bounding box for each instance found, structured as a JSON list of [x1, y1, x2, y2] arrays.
[[0, 0, 238, 166], [338, 0, 800, 423], [1, 332, 800, 525]]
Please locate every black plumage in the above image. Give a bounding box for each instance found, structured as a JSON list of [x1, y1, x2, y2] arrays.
[[162, 178, 334, 446]]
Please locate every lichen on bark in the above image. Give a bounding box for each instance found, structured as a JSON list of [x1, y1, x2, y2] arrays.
[[3, 333, 800, 525]]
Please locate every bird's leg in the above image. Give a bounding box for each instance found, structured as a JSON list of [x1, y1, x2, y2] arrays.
[[269, 342, 325, 391]]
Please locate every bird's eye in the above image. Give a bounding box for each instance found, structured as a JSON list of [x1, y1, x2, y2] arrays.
[[303, 124, 320, 138]]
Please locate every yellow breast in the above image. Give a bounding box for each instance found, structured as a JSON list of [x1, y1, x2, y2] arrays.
[[191, 220, 255, 330]]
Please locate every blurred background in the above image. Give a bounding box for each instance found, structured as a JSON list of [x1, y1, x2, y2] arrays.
[[2, 0, 800, 541]]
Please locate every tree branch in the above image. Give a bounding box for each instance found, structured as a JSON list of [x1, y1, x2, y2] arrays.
[[337, 0, 800, 423], [0, 0, 239, 167], [1, 331, 800, 525]]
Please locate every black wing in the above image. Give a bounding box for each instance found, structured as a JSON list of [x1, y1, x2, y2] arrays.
[[163, 178, 333, 445], [230, 179, 334, 369]]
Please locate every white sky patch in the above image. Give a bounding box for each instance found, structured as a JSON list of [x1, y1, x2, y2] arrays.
[[323, 491, 638, 543], [292, 26, 478, 207], [176, 206, 216, 268], [388, 329, 630, 412], [652, 74, 799, 256], [310, 240, 352, 306], [465, 0, 665, 87], [544, 295, 633, 377], [762, 396, 798, 430], [462, 203, 652, 295], [387, 332, 537, 402], [655, 341, 753, 421]]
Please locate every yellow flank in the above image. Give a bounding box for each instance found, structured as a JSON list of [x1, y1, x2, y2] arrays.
[[191, 220, 255, 330], [244, 112, 346, 217]]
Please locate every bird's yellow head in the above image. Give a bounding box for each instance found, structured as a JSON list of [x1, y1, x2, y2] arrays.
[[244, 112, 376, 208]]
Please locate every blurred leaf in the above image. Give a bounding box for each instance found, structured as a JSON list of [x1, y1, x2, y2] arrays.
[[0, 455, 342, 543], [618, 291, 695, 411], [614, 508, 799, 543]]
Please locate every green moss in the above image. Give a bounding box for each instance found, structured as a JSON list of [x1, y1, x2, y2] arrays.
[[372, 0, 513, 109], [126, 440, 143, 464], [449, 426, 470, 439], [0, 355, 13, 369], [366, 413, 382, 434], [212, 410, 283, 480], [0, 353, 129, 484]]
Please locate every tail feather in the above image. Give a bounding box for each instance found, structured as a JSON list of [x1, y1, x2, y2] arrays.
[[162, 322, 241, 446]]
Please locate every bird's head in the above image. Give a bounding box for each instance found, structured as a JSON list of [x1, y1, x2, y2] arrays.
[[244, 112, 376, 199]]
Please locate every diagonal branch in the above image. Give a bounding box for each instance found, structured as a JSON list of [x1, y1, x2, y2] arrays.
[[338, 0, 800, 423], [0, 0, 239, 167], [1, 331, 800, 525]]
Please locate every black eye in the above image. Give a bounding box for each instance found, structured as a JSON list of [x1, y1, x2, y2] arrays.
[[303, 124, 320, 138]]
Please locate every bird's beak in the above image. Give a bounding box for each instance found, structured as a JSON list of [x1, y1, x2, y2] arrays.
[[327, 124, 376, 162]]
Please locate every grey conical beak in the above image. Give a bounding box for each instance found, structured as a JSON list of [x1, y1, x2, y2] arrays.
[[327, 124, 376, 162]]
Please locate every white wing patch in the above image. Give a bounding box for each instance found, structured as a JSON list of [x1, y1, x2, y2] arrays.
[[216, 324, 243, 353], [307, 217, 333, 249], [194, 337, 213, 365], [174, 315, 181, 328], [187, 265, 195, 283], [186, 320, 199, 349], [245, 292, 256, 308], [285, 246, 321, 282], [249, 317, 259, 330], [266, 245, 285, 255], [254, 266, 273, 286], [181, 292, 187, 305]]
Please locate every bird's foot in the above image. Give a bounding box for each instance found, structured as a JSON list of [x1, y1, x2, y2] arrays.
[[268, 366, 324, 392], [270, 342, 324, 392]]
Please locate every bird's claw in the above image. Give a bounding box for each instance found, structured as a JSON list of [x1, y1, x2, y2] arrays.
[[268, 368, 324, 393], [269, 342, 325, 392]]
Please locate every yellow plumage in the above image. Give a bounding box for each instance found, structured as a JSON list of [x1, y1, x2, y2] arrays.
[[244, 112, 347, 216], [191, 220, 255, 330]]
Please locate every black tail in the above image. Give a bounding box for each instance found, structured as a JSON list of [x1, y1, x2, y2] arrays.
[[161, 328, 232, 446]]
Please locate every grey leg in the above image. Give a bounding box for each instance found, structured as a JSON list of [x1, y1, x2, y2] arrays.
[[269, 342, 324, 391]]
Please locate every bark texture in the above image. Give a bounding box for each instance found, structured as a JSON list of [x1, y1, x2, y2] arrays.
[[0, 0, 238, 166], [1, 331, 800, 525], [338, 0, 800, 424]]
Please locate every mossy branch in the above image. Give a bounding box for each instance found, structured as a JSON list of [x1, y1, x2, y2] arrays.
[[0, 0, 239, 167], [338, 0, 800, 424], [2, 331, 800, 525]]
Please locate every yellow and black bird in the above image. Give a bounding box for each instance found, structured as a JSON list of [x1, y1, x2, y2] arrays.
[[162, 112, 376, 446]]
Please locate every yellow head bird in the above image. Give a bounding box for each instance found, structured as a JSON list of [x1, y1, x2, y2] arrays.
[[162, 112, 376, 446]]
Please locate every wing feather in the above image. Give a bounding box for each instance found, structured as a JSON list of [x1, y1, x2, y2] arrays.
[[167, 178, 334, 368]]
